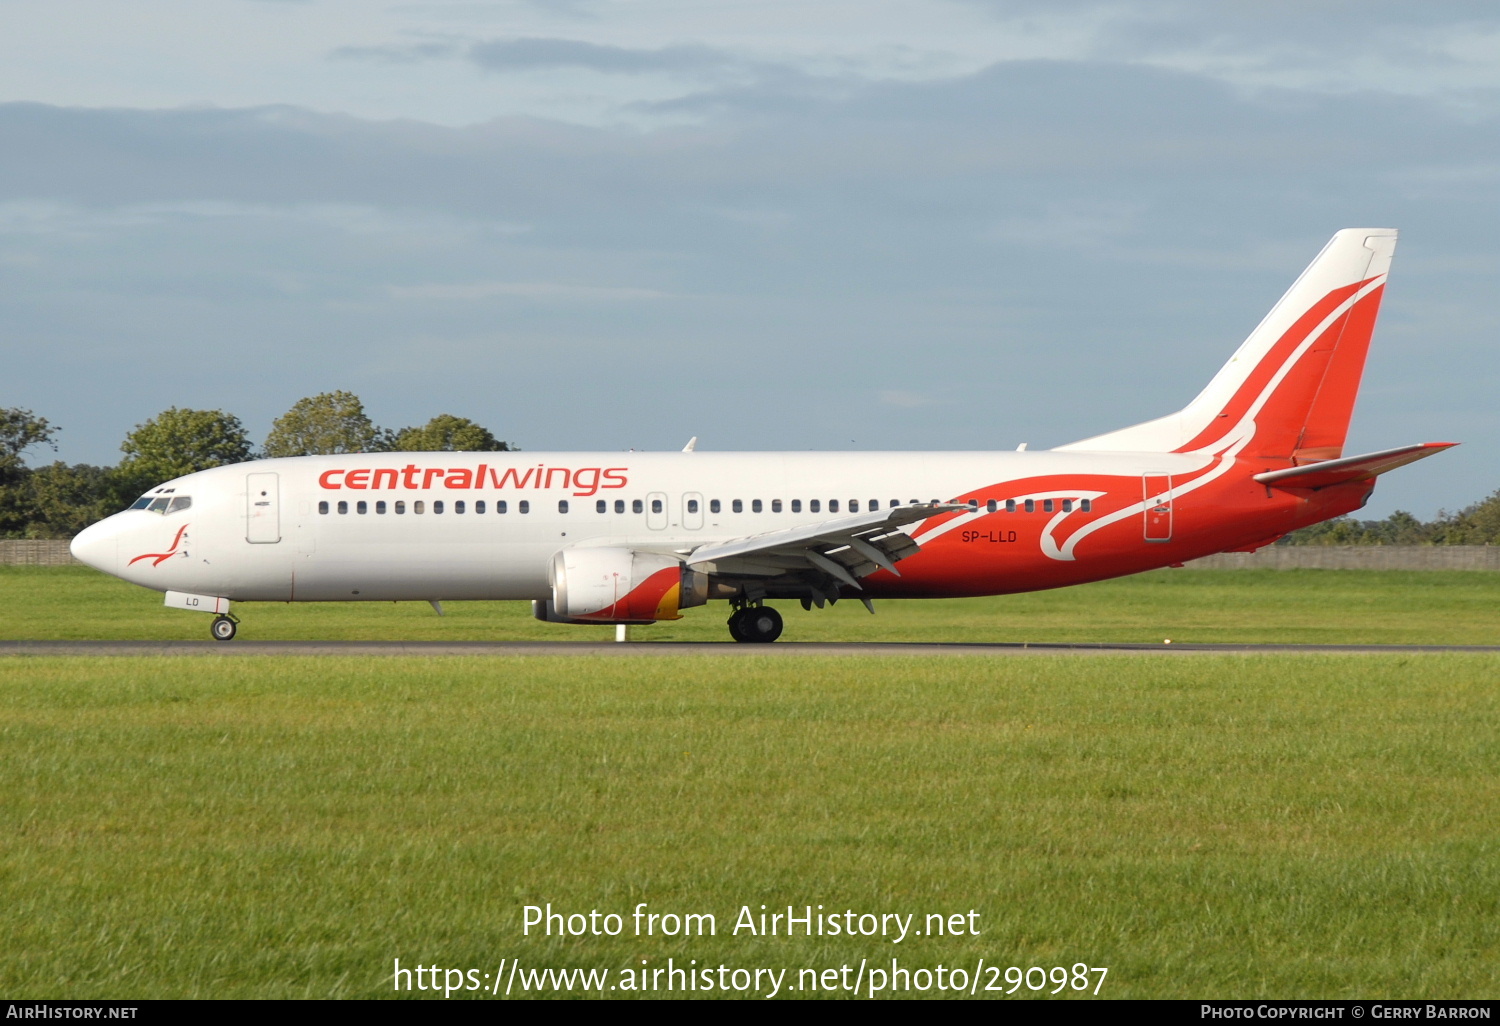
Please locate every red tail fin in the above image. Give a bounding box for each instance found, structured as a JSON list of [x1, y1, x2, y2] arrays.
[[1058, 229, 1397, 460]]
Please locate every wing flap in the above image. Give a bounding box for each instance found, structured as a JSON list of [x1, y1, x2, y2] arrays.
[[1253, 442, 1456, 489], [687, 502, 963, 585]]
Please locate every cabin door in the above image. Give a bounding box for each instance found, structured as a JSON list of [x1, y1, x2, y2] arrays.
[[246, 472, 281, 543], [683, 492, 704, 530], [1142, 474, 1172, 542], [646, 491, 668, 531]]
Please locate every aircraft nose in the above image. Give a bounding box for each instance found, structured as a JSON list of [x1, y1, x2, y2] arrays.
[[70, 517, 120, 573]]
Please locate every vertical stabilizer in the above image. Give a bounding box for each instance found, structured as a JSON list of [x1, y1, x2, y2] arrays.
[[1057, 229, 1397, 460]]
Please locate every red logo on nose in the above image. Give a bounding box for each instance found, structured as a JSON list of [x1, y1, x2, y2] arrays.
[[129, 524, 189, 567]]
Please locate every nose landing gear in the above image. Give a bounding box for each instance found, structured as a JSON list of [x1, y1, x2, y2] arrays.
[[727, 605, 782, 643], [211, 614, 239, 642]]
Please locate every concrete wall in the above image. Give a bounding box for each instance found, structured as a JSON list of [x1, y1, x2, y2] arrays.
[[1184, 546, 1500, 570], [0, 540, 82, 566], [4, 537, 1498, 570]]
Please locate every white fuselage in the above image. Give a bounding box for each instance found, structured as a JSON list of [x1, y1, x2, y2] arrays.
[[73, 448, 1225, 603]]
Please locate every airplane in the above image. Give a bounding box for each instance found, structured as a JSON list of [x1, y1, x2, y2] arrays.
[[70, 228, 1454, 643]]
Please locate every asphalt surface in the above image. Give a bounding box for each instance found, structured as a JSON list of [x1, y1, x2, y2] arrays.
[[3, 640, 1498, 657]]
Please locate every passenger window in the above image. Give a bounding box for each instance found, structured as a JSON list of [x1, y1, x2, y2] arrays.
[[455, 501, 466, 514], [632, 499, 643, 514], [1006, 500, 1016, 513], [1043, 499, 1054, 513], [1062, 499, 1072, 512], [849, 500, 859, 512], [476, 500, 486, 514], [1024, 500, 1034, 513], [357, 500, 368, 514], [395, 501, 406, 515], [870, 499, 880, 510], [497, 501, 508, 514], [519, 500, 530, 514], [615, 499, 625, 513], [751, 499, 762, 513], [732, 500, 743, 513], [791, 499, 802, 513], [710, 499, 721, 513], [772, 499, 783, 513], [558, 500, 569, 514], [414, 501, 425, 514], [829, 500, 839, 513], [376, 501, 387, 514], [987, 499, 997, 513], [597, 500, 607, 513], [651, 498, 663, 514], [968, 499, 979, 510], [434, 501, 445, 514], [338, 501, 349, 514], [810, 500, 821, 513], [1081, 499, 1092, 513], [688, 499, 700, 513], [318, 501, 329, 515]]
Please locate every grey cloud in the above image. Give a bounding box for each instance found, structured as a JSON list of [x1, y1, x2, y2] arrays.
[[333, 34, 751, 80], [3, 58, 1497, 514], [961, 1, 1500, 72], [331, 41, 463, 64], [467, 37, 740, 76]]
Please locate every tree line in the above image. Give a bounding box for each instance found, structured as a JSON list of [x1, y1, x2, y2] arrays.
[[4, 398, 1496, 544], [1281, 497, 1500, 546], [1, 392, 511, 539]]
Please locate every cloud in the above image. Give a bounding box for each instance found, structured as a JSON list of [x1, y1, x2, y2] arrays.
[[955, 0, 1500, 92], [4, 53, 1498, 516], [879, 390, 937, 408], [388, 280, 670, 300], [468, 37, 738, 76], [331, 41, 463, 64]]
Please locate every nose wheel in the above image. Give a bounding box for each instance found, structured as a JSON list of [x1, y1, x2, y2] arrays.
[[728, 605, 783, 643], [211, 615, 239, 642]]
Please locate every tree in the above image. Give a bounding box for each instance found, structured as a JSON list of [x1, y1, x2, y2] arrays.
[[388, 414, 512, 452], [262, 391, 383, 457], [1, 407, 56, 477], [23, 462, 119, 539], [117, 407, 254, 492], [0, 408, 58, 537]]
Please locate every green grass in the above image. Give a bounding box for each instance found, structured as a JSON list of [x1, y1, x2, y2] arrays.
[[3, 566, 1500, 644], [2, 654, 1498, 998]]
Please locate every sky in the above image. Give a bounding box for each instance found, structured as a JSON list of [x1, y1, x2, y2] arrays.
[[4, 0, 1498, 518]]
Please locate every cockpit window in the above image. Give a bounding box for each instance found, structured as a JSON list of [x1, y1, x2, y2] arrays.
[[134, 495, 192, 514]]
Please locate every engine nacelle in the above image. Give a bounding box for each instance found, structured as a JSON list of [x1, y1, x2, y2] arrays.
[[544, 548, 708, 624]]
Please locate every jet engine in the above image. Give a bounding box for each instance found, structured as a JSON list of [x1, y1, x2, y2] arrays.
[[537, 547, 709, 625]]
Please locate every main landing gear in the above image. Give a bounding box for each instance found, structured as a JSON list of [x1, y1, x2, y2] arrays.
[[211, 614, 239, 642], [728, 605, 783, 643]]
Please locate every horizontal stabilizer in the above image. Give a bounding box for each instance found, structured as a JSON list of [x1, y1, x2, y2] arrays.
[[1252, 442, 1457, 489]]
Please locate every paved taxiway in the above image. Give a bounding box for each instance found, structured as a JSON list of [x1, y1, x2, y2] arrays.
[[3, 641, 1498, 657]]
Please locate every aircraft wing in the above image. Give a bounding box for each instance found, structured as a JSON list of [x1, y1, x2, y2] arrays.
[[1253, 442, 1457, 489], [686, 503, 967, 588]]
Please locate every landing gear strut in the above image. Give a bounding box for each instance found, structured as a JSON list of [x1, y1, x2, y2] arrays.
[[728, 605, 783, 643], [211, 614, 239, 642]]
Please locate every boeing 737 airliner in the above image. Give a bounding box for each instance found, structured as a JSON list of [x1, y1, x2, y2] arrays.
[[71, 228, 1454, 642]]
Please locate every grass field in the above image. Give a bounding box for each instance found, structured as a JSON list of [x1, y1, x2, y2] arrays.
[[2, 569, 1497, 999], [3, 565, 1500, 644], [1, 653, 1497, 999]]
